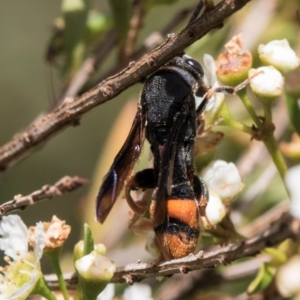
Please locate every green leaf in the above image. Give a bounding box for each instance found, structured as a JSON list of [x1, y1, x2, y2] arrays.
[[83, 223, 94, 255], [286, 94, 300, 135], [62, 0, 90, 75], [247, 263, 275, 294], [86, 11, 113, 44], [263, 247, 287, 265], [108, 0, 131, 43]]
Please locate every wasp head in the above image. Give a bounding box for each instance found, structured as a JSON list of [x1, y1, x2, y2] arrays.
[[164, 55, 206, 96]]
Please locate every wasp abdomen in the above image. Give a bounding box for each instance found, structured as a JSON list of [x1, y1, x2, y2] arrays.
[[151, 199, 200, 259]]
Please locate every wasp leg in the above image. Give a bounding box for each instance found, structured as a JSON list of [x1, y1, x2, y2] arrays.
[[193, 175, 214, 229], [125, 168, 157, 215], [196, 76, 258, 117]]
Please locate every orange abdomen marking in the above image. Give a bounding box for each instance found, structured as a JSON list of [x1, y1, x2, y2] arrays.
[[151, 198, 200, 259], [166, 199, 199, 230]]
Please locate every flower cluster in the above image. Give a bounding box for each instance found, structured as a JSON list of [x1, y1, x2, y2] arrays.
[[201, 160, 243, 228], [0, 215, 45, 300], [0, 214, 118, 300]]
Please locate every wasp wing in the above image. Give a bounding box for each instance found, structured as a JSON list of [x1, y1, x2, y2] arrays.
[[96, 107, 145, 223], [153, 98, 190, 227]]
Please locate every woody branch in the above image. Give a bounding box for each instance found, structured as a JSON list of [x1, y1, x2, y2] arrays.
[[44, 212, 299, 288], [0, 176, 88, 216], [0, 0, 252, 173]]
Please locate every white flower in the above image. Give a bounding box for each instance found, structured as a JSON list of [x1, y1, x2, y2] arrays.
[[202, 160, 243, 203], [258, 39, 300, 73], [249, 66, 284, 103], [97, 284, 115, 300], [276, 255, 300, 297], [201, 190, 226, 229], [123, 284, 153, 300], [196, 54, 225, 120], [285, 165, 300, 220], [75, 251, 116, 299], [75, 250, 116, 299], [0, 215, 45, 300], [75, 251, 116, 281]]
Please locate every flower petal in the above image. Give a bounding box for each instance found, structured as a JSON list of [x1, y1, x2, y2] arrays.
[[34, 222, 45, 261], [258, 39, 300, 73], [201, 190, 226, 228], [249, 66, 284, 102], [0, 215, 28, 260], [202, 160, 243, 203]]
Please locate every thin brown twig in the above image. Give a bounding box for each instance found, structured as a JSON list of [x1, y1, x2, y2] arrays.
[[61, 29, 118, 99], [0, 0, 253, 174], [123, 0, 145, 61], [45, 212, 299, 288], [155, 255, 269, 300], [238, 200, 289, 238], [62, 5, 193, 100], [82, 4, 195, 93], [0, 176, 89, 215]]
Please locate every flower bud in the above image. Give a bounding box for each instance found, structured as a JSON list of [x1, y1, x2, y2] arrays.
[[75, 251, 116, 299], [202, 160, 244, 203], [258, 39, 300, 74], [249, 66, 284, 104], [285, 165, 300, 220], [276, 255, 300, 297], [216, 33, 252, 86], [73, 240, 85, 261], [94, 243, 106, 255], [201, 190, 226, 229]]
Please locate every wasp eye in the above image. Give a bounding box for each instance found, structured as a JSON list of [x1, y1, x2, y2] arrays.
[[185, 58, 204, 77]]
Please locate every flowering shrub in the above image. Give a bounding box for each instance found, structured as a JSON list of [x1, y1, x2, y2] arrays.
[[1, 2, 300, 299]]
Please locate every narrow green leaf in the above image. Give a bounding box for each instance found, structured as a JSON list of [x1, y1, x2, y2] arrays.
[[83, 223, 94, 255], [286, 94, 300, 135], [247, 263, 275, 294], [264, 247, 287, 265], [62, 0, 90, 75], [108, 0, 130, 43]]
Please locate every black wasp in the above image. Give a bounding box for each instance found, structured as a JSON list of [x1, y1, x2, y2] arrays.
[[95, 54, 238, 260]]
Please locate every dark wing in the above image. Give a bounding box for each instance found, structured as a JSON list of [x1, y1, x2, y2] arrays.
[[96, 107, 145, 223], [153, 97, 190, 227]]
